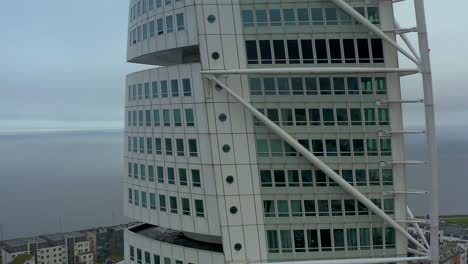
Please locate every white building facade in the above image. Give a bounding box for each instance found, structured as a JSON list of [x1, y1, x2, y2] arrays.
[[123, 0, 409, 263]]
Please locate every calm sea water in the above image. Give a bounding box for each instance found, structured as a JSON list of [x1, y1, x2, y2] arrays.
[[0, 129, 466, 240]]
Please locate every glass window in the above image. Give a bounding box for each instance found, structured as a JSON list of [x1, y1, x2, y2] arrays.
[[319, 77, 332, 95], [385, 227, 396, 248], [266, 230, 279, 253], [145, 110, 152, 126], [368, 7, 380, 24], [147, 137, 153, 154], [339, 139, 351, 156], [137, 249, 142, 264], [144, 83, 150, 99], [353, 139, 364, 156], [291, 200, 302, 216], [179, 168, 187, 186], [305, 77, 317, 95], [169, 196, 178, 213], [382, 169, 393, 185], [242, 10, 254, 27], [277, 77, 289, 95], [156, 166, 164, 183], [156, 0, 161, 8], [274, 170, 286, 187], [357, 39, 370, 63], [171, 79, 179, 97], [188, 139, 198, 157], [291, 78, 304, 95], [263, 200, 276, 217], [260, 170, 272, 187], [182, 198, 190, 215], [163, 109, 170, 126], [154, 255, 160, 264], [320, 229, 332, 251], [256, 139, 269, 157], [185, 109, 195, 126], [373, 227, 383, 249], [295, 109, 307, 126], [245, 41, 258, 64], [176, 13, 185, 30], [329, 39, 342, 63], [331, 200, 342, 216], [384, 198, 395, 214], [378, 108, 390, 125], [355, 169, 367, 186], [297, 8, 310, 25], [283, 9, 296, 26], [173, 109, 182, 126], [322, 108, 334, 125], [336, 108, 348, 125], [380, 138, 392, 156], [347, 77, 359, 94], [164, 258, 170, 264], [344, 199, 356, 215], [128, 188, 133, 203], [288, 170, 300, 187], [277, 200, 289, 217], [284, 142, 296, 156], [318, 200, 329, 216], [273, 40, 286, 64], [293, 230, 306, 252], [182, 78, 191, 96], [301, 170, 313, 187], [375, 77, 386, 94], [147, 165, 154, 182], [165, 138, 173, 155], [263, 78, 276, 95], [343, 39, 356, 63], [287, 40, 300, 64], [279, 230, 292, 253], [364, 108, 376, 125], [161, 80, 168, 97], [269, 9, 281, 26], [152, 81, 158, 98], [301, 39, 314, 64], [334, 229, 345, 251], [333, 77, 345, 95], [176, 138, 184, 156], [255, 10, 268, 26], [142, 23, 148, 40], [367, 139, 378, 156], [360, 228, 371, 250], [325, 8, 337, 25], [191, 169, 201, 187], [350, 108, 362, 125], [259, 40, 272, 64], [157, 18, 164, 35], [141, 191, 147, 208], [340, 10, 352, 25], [249, 78, 262, 95], [166, 15, 174, 33], [304, 200, 316, 216], [307, 229, 319, 251], [270, 139, 283, 156], [325, 139, 337, 156], [311, 8, 323, 25], [195, 199, 205, 217], [134, 190, 139, 206], [312, 140, 324, 156], [281, 109, 293, 126], [155, 138, 162, 154]]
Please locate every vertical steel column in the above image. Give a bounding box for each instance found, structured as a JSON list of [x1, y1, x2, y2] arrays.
[[414, 0, 439, 263]]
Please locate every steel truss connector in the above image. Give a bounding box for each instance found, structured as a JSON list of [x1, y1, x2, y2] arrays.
[[384, 190, 429, 195], [382, 160, 427, 166], [376, 99, 424, 106], [378, 130, 426, 136]]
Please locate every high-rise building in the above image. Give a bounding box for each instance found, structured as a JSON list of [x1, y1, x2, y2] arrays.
[[123, 0, 436, 263]]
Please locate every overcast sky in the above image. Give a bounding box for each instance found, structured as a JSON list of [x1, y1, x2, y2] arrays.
[[0, 0, 467, 131]]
